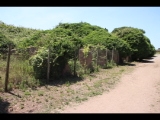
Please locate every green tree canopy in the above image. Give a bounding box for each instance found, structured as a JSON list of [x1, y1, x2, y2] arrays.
[[112, 27, 156, 60], [55, 22, 105, 38], [0, 21, 40, 46], [0, 32, 15, 54], [82, 29, 132, 58]]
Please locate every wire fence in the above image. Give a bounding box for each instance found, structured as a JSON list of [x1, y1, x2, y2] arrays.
[[0, 46, 38, 91], [0, 45, 119, 91], [78, 48, 119, 70]]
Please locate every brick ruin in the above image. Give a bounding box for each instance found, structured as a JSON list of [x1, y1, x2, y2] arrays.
[[78, 48, 119, 70], [9, 47, 120, 76]]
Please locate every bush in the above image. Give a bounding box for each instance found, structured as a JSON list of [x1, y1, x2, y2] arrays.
[[105, 60, 116, 69], [0, 32, 15, 54]]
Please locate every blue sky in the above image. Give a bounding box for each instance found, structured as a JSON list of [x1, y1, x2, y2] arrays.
[[0, 7, 160, 49]]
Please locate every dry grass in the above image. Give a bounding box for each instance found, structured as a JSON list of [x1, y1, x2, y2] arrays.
[[0, 61, 136, 113]]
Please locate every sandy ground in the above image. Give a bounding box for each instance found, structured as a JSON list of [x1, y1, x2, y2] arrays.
[[59, 54, 160, 113]]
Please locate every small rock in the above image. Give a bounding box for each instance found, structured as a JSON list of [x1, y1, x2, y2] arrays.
[[28, 109, 34, 113], [9, 107, 13, 112]]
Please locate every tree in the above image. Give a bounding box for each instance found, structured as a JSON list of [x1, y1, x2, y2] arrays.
[[82, 29, 132, 59], [111, 27, 156, 61], [0, 32, 15, 54], [29, 28, 83, 80], [55, 22, 104, 38]]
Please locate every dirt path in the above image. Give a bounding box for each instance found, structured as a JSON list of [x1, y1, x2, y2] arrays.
[[59, 54, 160, 113]]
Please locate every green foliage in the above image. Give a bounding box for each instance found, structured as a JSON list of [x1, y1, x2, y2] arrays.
[[24, 91, 31, 96], [82, 29, 132, 58], [0, 21, 40, 46], [83, 44, 91, 58], [68, 60, 83, 77], [38, 91, 44, 96], [28, 26, 85, 80], [29, 47, 50, 79], [149, 44, 156, 57], [29, 39, 74, 80], [56, 22, 104, 38], [18, 30, 50, 49], [112, 27, 156, 60], [105, 60, 117, 69], [0, 32, 15, 54], [0, 21, 156, 91], [0, 55, 40, 92]]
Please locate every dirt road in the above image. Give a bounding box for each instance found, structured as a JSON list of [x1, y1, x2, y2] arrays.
[[60, 54, 160, 113]]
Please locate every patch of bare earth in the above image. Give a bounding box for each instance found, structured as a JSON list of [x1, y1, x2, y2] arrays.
[[2, 54, 159, 113], [0, 63, 134, 113], [58, 54, 160, 113]]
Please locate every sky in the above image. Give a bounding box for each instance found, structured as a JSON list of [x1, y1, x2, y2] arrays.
[[0, 7, 160, 49]]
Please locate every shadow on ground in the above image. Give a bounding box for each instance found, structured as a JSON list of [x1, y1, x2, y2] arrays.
[[37, 56, 156, 87], [143, 55, 158, 59], [140, 59, 154, 63], [8, 91, 21, 98], [118, 56, 155, 66], [153, 55, 157, 57], [136, 57, 155, 63], [0, 98, 10, 113], [118, 62, 136, 66], [45, 76, 84, 87]]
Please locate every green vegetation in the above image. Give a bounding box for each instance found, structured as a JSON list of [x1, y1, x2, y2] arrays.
[[0, 21, 156, 92], [0, 32, 15, 54], [112, 27, 156, 61], [0, 20, 40, 46], [0, 55, 41, 91], [83, 29, 132, 58]]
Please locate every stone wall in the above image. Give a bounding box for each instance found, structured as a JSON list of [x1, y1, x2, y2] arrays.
[[78, 48, 119, 70]]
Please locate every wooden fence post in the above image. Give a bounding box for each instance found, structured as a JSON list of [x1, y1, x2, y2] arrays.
[[112, 49, 114, 61], [47, 47, 50, 83], [73, 49, 77, 76], [106, 48, 108, 63], [96, 48, 99, 70], [4, 44, 11, 92]]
